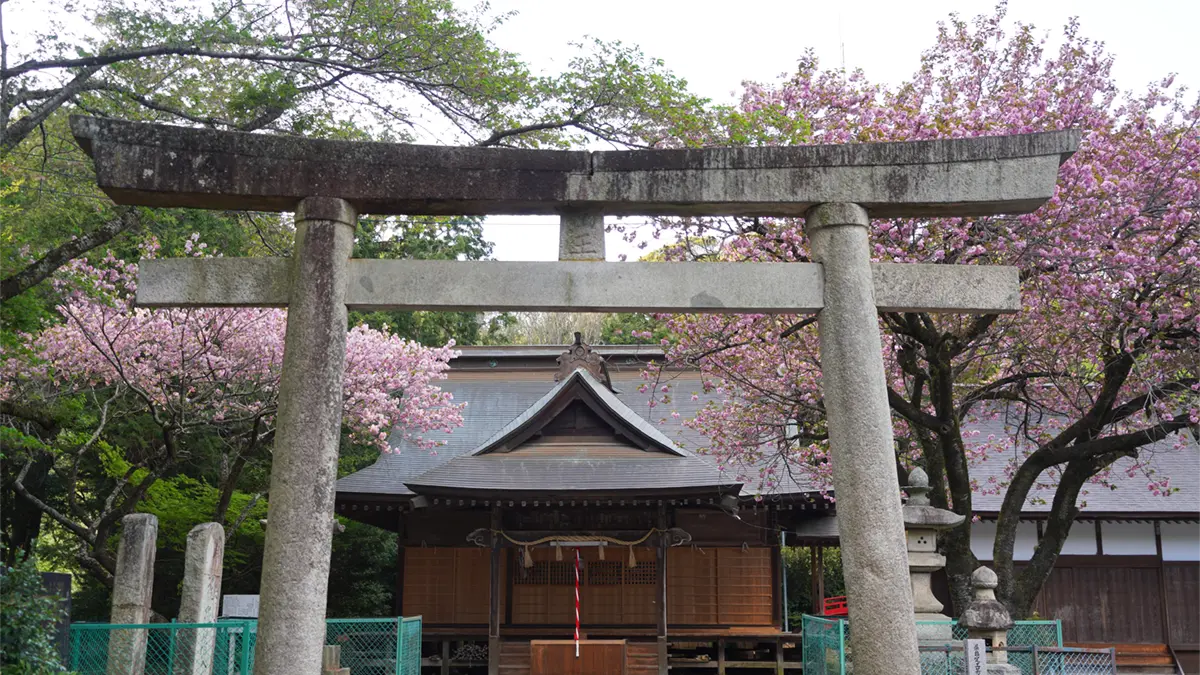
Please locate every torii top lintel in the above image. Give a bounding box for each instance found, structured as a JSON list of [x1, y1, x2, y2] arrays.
[[70, 116, 1078, 219]]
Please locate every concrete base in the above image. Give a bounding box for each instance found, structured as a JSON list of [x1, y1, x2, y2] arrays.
[[915, 613, 955, 643], [987, 664, 1022, 675]]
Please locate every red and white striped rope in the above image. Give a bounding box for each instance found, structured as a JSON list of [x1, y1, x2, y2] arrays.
[[574, 547, 581, 658]]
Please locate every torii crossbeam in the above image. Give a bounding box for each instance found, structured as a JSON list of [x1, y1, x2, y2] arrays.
[[71, 116, 1077, 675]]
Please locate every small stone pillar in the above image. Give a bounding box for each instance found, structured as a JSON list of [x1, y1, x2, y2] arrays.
[[960, 567, 1019, 675], [107, 513, 158, 675], [901, 468, 965, 641], [559, 210, 605, 261], [175, 523, 225, 675]]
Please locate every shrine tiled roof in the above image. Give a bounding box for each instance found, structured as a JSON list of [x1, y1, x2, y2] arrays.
[[335, 354, 802, 499]]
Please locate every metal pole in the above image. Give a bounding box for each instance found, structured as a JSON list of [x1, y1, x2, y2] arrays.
[[238, 621, 250, 675]]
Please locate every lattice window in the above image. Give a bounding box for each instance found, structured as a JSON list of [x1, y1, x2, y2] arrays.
[[625, 559, 658, 585], [587, 561, 624, 585], [514, 560, 575, 585]]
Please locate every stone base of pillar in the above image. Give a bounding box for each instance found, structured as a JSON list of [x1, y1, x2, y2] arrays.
[[915, 612, 955, 643]]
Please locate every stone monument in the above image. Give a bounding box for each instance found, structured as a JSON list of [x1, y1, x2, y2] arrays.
[[902, 467, 966, 641], [70, 115, 1077, 675]]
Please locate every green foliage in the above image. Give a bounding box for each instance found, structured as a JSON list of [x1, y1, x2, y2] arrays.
[[327, 521, 398, 618], [783, 546, 845, 625], [1, 553, 66, 674], [599, 314, 670, 345], [349, 215, 511, 346]]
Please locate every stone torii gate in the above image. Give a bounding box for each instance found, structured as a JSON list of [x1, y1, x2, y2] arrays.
[[70, 116, 1076, 675]]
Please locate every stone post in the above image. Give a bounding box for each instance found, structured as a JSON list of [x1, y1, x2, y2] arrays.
[[175, 523, 225, 675], [902, 468, 965, 642], [960, 567, 1019, 674], [107, 513, 158, 675], [559, 210, 605, 261], [253, 197, 357, 675], [805, 202, 920, 674]]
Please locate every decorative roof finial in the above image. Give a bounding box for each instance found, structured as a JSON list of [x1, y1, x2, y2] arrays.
[[556, 332, 612, 389]]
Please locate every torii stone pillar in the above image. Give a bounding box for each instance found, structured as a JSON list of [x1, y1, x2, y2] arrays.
[[176, 523, 225, 675], [68, 116, 1077, 675], [806, 203, 921, 673], [107, 513, 158, 675], [255, 197, 357, 674]]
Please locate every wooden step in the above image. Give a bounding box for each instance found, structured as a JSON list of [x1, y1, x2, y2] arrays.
[[1113, 653, 1171, 662], [1067, 643, 1175, 669], [1070, 642, 1171, 655]]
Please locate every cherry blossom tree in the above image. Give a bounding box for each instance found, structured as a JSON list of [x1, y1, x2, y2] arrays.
[[2, 237, 462, 585], [642, 6, 1199, 615]]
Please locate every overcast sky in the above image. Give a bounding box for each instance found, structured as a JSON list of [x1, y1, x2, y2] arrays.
[[473, 0, 1198, 262]]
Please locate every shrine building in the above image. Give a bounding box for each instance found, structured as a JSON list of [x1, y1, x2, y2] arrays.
[[335, 339, 822, 674]]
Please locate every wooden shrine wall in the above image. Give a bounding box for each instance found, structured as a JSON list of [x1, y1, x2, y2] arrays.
[[1164, 562, 1200, 647], [1033, 557, 1164, 643], [401, 546, 775, 628], [403, 547, 506, 624], [668, 547, 773, 626]]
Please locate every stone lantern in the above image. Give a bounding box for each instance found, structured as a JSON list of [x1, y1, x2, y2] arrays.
[[902, 467, 965, 641], [960, 566, 1019, 674]]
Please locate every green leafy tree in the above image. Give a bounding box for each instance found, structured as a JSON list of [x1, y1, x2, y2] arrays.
[[1, 553, 66, 674], [0, 0, 709, 300]]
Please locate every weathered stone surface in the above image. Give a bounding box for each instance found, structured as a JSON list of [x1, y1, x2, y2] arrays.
[[176, 523, 224, 675], [138, 259, 826, 312], [961, 566, 1015, 632], [107, 514, 158, 675], [872, 263, 1019, 313], [904, 505, 968, 529], [559, 211, 605, 261], [252, 197, 356, 675], [71, 116, 1077, 218], [135, 258, 1020, 317], [805, 203, 920, 674], [902, 467, 963, 621]]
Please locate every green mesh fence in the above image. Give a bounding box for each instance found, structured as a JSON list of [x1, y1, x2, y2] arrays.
[[801, 616, 1062, 675], [916, 646, 1116, 675], [69, 621, 254, 675], [398, 617, 421, 675], [69, 617, 420, 675], [917, 647, 964, 675], [801, 615, 846, 675]]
